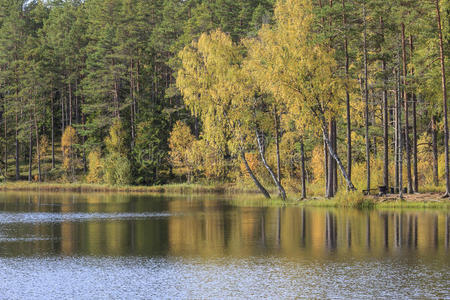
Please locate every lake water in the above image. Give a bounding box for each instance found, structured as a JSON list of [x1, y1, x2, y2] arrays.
[[0, 192, 448, 299]]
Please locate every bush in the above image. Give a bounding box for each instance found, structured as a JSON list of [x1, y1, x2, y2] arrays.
[[86, 149, 104, 184], [104, 153, 132, 186]]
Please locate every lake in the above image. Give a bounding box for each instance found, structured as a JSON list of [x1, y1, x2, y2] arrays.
[[0, 192, 448, 299]]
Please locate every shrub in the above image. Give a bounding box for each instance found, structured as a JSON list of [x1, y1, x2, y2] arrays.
[[86, 149, 104, 184], [104, 153, 132, 186]]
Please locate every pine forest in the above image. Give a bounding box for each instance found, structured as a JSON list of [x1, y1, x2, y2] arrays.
[[1, 0, 450, 200]]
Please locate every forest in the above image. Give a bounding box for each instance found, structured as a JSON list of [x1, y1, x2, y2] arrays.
[[0, 0, 449, 200]]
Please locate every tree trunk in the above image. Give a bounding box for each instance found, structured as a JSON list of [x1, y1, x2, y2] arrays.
[[51, 90, 55, 169], [332, 119, 338, 195], [75, 79, 79, 124], [394, 69, 400, 191], [372, 94, 377, 158], [396, 53, 404, 198], [34, 103, 41, 182], [327, 120, 335, 198], [410, 35, 418, 192], [321, 119, 356, 191], [301, 137, 306, 199], [68, 80, 72, 126], [274, 106, 281, 183], [4, 99, 7, 178], [130, 58, 135, 149], [435, 0, 450, 197], [363, 3, 370, 193], [381, 15, 389, 190], [412, 93, 418, 191], [342, 0, 352, 187], [240, 151, 270, 199], [382, 59, 389, 189], [81, 96, 87, 174], [324, 139, 329, 196], [432, 115, 439, 186], [401, 23, 413, 193], [327, 120, 337, 197], [61, 93, 65, 133], [28, 122, 32, 182], [256, 130, 286, 200], [15, 111, 19, 181]]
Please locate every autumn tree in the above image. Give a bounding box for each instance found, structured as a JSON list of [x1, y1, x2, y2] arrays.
[[246, 0, 356, 192], [104, 119, 132, 185], [61, 125, 78, 181], [176, 30, 276, 198]]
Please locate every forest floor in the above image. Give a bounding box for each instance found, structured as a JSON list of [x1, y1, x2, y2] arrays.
[[0, 181, 449, 209], [366, 192, 450, 208]]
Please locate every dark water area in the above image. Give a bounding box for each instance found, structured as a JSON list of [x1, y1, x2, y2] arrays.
[[0, 192, 448, 299]]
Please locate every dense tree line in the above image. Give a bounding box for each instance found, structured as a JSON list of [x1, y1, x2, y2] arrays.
[[0, 0, 449, 200]]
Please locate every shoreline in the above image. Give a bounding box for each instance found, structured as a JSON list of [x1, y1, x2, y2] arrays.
[[0, 181, 239, 194], [0, 181, 448, 209]]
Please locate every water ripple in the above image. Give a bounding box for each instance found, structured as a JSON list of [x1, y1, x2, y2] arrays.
[[0, 212, 173, 224], [0, 256, 447, 299]]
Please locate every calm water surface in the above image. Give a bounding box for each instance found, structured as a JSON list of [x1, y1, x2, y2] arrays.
[[0, 192, 448, 299]]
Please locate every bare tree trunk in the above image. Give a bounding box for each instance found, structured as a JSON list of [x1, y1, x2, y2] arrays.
[[401, 23, 413, 193], [256, 130, 286, 200], [34, 103, 41, 182], [51, 90, 55, 169], [435, 0, 450, 197], [28, 121, 32, 182], [382, 59, 389, 189], [363, 3, 370, 193], [381, 14, 389, 191], [321, 119, 356, 191], [412, 93, 418, 192], [397, 47, 404, 198], [327, 120, 338, 197], [327, 120, 335, 198], [301, 137, 306, 199], [130, 58, 135, 149], [432, 115, 439, 186], [61, 93, 65, 133], [75, 79, 79, 124], [394, 69, 399, 191], [68, 80, 72, 126], [81, 96, 87, 174], [240, 151, 270, 199], [333, 120, 338, 194], [273, 106, 281, 183], [410, 35, 418, 192], [372, 95, 377, 157], [15, 110, 19, 181], [324, 139, 329, 196], [342, 0, 352, 187], [4, 99, 7, 178]]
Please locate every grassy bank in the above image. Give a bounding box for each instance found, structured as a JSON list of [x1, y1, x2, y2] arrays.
[[0, 181, 448, 209], [0, 181, 266, 194]]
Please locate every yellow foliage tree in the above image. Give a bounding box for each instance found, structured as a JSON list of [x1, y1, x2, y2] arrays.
[[86, 149, 104, 184], [177, 29, 272, 198], [168, 121, 197, 182], [105, 118, 127, 156], [245, 0, 355, 190], [61, 126, 78, 181], [103, 119, 132, 186]]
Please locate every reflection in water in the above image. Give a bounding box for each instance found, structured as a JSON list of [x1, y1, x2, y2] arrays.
[[447, 215, 449, 248], [0, 192, 448, 298], [0, 192, 447, 261]]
